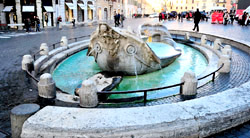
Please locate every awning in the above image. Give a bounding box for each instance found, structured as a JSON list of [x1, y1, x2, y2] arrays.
[[78, 3, 86, 10], [65, 3, 76, 10], [88, 5, 95, 10], [44, 6, 54, 12], [22, 6, 35, 12], [2, 6, 13, 12]]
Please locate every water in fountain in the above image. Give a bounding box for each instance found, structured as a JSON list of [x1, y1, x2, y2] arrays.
[[52, 42, 207, 100]]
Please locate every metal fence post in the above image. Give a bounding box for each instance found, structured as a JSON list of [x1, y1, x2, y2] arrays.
[[144, 91, 147, 106], [212, 72, 215, 82]]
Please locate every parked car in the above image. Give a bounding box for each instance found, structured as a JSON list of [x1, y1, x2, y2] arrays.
[[149, 13, 159, 18]]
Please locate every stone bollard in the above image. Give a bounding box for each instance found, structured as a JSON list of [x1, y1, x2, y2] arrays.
[[40, 43, 49, 55], [218, 55, 231, 73], [201, 35, 207, 45], [22, 55, 34, 72], [11, 104, 40, 138], [38, 73, 56, 99], [60, 36, 68, 47], [79, 80, 99, 108], [222, 45, 232, 59], [184, 32, 190, 40], [214, 39, 222, 51], [181, 71, 198, 97]]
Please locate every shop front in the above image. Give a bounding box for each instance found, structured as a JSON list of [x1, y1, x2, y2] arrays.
[[87, 1, 94, 20], [42, 0, 54, 27], [2, 0, 17, 25], [77, 1, 85, 22], [2, 6, 17, 25], [65, 1, 75, 22], [21, 0, 36, 24]]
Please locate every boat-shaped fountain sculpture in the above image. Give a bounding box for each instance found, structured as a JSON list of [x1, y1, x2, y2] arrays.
[[87, 23, 181, 75]]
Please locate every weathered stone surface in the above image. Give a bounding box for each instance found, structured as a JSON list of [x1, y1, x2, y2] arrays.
[[11, 104, 40, 138], [79, 80, 99, 107], [218, 55, 231, 73], [34, 55, 49, 73], [48, 47, 67, 57], [60, 36, 68, 47], [21, 81, 250, 138], [222, 45, 232, 59], [21, 55, 33, 71], [181, 71, 198, 96], [185, 32, 190, 40], [40, 43, 49, 55], [88, 23, 181, 75], [75, 73, 122, 96], [201, 35, 207, 45], [21, 103, 196, 138], [88, 23, 161, 75], [40, 53, 67, 71], [38, 73, 56, 98], [213, 39, 222, 51]]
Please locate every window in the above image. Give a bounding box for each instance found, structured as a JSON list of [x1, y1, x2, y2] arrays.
[[176, 7, 178, 9], [186, 6, 187, 9], [223, 4, 225, 7], [181, 7, 182, 9], [192, 0, 194, 3]]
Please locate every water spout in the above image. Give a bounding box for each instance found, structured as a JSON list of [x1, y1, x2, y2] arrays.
[[132, 54, 139, 90]]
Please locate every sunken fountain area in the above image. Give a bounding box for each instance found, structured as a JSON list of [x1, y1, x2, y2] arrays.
[[20, 26, 250, 138], [25, 26, 250, 108]]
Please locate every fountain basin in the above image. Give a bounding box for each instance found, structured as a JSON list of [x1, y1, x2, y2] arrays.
[[52, 42, 207, 100]]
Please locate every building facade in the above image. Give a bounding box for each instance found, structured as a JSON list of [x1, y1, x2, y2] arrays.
[[56, 0, 96, 24], [0, 0, 56, 29], [0, 0, 152, 30]]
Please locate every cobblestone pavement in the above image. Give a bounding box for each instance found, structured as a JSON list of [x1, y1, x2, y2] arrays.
[[0, 18, 250, 137]]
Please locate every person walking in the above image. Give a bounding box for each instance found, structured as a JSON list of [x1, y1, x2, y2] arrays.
[[117, 12, 121, 26], [192, 8, 201, 32], [57, 16, 62, 30], [230, 12, 235, 24], [120, 11, 125, 28], [245, 13, 249, 26], [114, 12, 117, 27], [72, 17, 76, 28], [25, 18, 31, 33], [159, 12, 162, 22], [223, 11, 229, 25], [178, 12, 181, 21], [35, 16, 40, 32]]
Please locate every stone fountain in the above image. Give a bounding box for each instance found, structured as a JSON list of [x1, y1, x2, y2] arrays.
[[87, 23, 181, 75]]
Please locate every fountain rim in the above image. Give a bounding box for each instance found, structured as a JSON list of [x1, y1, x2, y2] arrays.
[[28, 31, 226, 104], [21, 29, 250, 138]]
